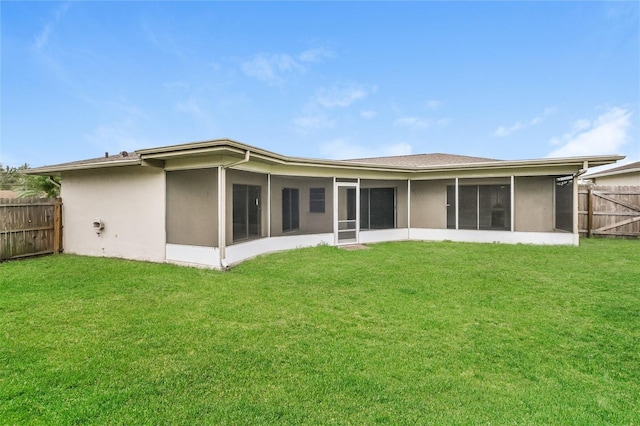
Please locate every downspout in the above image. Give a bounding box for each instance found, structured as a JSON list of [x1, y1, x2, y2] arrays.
[[219, 150, 251, 269], [47, 176, 61, 189], [573, 160, 589, 179]]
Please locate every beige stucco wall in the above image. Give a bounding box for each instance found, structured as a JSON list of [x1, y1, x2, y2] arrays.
[[593, 173, 640, 186], [514, 176, 555, 232], [270, 176, 333, 236], [166, 168, 218, 246], [61, 166, 166, 262], [410, 180, 452, 229]]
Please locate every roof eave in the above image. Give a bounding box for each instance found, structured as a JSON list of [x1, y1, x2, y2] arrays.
[[24, 159, 142, 176]]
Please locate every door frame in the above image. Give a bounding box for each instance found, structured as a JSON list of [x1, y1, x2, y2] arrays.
[[334, 180, 360, 245]]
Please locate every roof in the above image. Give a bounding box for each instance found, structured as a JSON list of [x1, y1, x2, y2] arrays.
[[24, 151, 141, 175], [584, 160, 640, 179], [0, 190, 17, 199], [25, 138, 624, 176], [347, 153, 499, 167]]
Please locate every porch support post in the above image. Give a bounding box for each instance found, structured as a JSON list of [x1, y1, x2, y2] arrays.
[[267, 173, 271, 238], [218, 166, 226, 267], [455, 177, 459, 230], [332, 177, 338, 246], [510, 175, 515, 232], [355, 178, 361, 243], [407, 179, 411, 239]]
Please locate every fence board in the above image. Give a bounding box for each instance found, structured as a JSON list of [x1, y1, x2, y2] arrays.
[[0, 198, 63, 261], [578, 186, 640, 239]]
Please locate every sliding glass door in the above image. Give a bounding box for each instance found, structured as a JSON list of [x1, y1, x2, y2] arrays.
[[233, 184, 261, 242]]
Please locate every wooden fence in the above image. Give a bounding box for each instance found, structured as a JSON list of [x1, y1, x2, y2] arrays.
[[0, 198, 62, 261], [578, 186, 640, 239]]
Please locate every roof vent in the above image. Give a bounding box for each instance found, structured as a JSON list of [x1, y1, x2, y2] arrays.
[[120, 151, 128, 157], [105, 152, 109, 158]]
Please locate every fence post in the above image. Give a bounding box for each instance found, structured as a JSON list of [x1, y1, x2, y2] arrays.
[[53, 199, 62, 253], [587, 189, 594, 238]]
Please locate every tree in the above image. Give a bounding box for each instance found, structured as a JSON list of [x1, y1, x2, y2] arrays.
[[0, 163, 60, 198]]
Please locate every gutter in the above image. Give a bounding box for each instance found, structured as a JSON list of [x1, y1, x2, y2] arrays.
[[574, 160, 589, 178], [219, 150, 251, 269]]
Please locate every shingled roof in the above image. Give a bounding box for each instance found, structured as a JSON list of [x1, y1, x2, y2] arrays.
[[54, 151, 140, 167], [25, 138, 622, 176], [585, 160, 640, 178], [345, 153, 500, 167]]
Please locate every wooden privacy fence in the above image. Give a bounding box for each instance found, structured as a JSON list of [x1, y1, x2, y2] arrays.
[[578, 186, 640, 239], [0, 198, 62, 261]]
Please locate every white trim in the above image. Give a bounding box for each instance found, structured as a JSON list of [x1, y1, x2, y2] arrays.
[[359, 229, 408, 244], [455, 177, 459, 230], [409, 228, 577, 246], [225, 233, 334, 267], [218, 166, 226, 266], [510, 175, 515, 232], [334, 180, 360, 245], [267, 173, 271, 238], [407, 179, 411, 239], [356, 178, 361, 243], [167, 226, 579, 270], [166, 244, 220, 268]]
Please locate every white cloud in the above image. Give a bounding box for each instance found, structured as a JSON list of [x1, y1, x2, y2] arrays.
[[32, 2, 71, 51], [360, 110, 377, 119], [493, 106, 557, 137], [395, 116, 433, 129], [176, 96, 205, 115], [319, 139, 412, 160], [314, 85, 369, 108], [241, 47, 334, 85], [241, 53, 304, 85], [297, 47, 334, 63], [293, 113, 336, 131], [547, 107, 632, 158], [426, 100, 442, 110], [294, 84, 372, 131], [494, 121, 524, 137], [394, 115, 449, 130], [84, 119, 149, 154]]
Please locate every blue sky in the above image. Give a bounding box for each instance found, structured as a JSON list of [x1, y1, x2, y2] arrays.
[[1, 1, 639, 169]]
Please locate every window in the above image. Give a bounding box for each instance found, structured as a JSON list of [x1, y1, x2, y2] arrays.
[[233, 184, 261, 241], [447, 184, 510, 230], [360, 188, 396, 230], [282, 188, 300, 232], [309, 188, 325, 213]]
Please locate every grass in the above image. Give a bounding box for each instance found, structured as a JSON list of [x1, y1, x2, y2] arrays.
[[1, 239, 639, 425]]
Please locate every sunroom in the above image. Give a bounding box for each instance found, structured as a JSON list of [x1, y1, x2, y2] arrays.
[[25, 138, 623, 269]]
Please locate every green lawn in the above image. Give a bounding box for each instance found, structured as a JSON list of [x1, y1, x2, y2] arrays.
[[1, 240, 639, 425]]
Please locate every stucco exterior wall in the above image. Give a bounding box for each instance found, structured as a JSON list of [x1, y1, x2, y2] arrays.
[[270, 176, 333, 236], [166, 168, 218, 247], [593, 173, 640, 186], [61, 166, 166, 262], [410, 180, 452, 229], [514, 176, 555, 232]]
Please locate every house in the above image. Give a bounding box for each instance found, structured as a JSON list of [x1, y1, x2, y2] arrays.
[[26, 139, 622, 268], [582, 161, 640, 186]]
